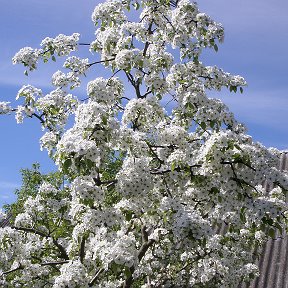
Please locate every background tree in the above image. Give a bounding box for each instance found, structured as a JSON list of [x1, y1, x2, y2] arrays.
[[3, 164, 63, 221], [0, 0, 288, 287]]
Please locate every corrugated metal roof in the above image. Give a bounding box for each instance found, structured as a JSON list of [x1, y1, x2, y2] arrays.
[[247, 152, 288, 288], [0, 213, 11, 228]]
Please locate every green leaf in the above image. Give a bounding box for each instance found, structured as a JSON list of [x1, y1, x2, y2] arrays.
[[200, 122, 206, 130], [268, 228, 275, 238], [229, 86, 237, 93], [102, 116, 108, 125], [265, 218, 274, 226], [260, 223, 266, 232], [163, 213, 168, 224], [24, 70, 28, 76], [63, 159, 72, 172], [133, 2, 140, 10], [232, 153, 242, 162], [213, 44, 218, 52], [240, 207, 246, 222], [187, 102, 194, 109], [202, 237, 207, 246], [171, 162, 176, 172], [240, 87, 244, 94], [124, 267, 132, 278], [211, 187, 219, 194], [125, 211, 133, 221], [210, 120, 216, 128], [156, 94, 162, 100], [138, 59, 144, 68], [193, 56, 199, 65], [86, 159, 94, 170], [274, 222, 283, 235], [52, 56, 56, 62], [110, 262, 119, 274]]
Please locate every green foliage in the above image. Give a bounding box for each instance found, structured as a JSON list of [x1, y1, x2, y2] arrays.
[[3, 163, 63, 220], [102, 151, 125, 207]]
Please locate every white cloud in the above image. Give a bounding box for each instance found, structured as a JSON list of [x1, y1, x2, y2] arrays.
[[199, 0, 288, 32], [0, 183, 18, 207], [216, 88, 288, 127], [0, 181, 19, 190]]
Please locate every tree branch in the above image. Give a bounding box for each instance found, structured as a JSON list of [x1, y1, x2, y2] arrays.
[[89, 268, 105, 287], [80, 236, 86, 263], [11, 225, 47, 238], [88, 58, 115, 67], [11, 226, 69, 260], [52, 238, 69, 260], [122, 226, 155, 288], [2, 264, 23, 276], [41, 260, 69, 266]]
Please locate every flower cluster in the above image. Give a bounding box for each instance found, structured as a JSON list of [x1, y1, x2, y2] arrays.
[[12, 33, 80, 73], [64, 56, 89, 75], [12, 47, 40, 71], [87, 77, 124, 105], [36, 88, 77, 129], [116, 157, 153, 197], [41, 33, 80, 56], [0, 102, 12, 115], [91, 0, 127, 26], [122, 97, 165, 131], [54, 261, 89, 288], [71, 176, 105, 204], [51, 70, 81, 88]]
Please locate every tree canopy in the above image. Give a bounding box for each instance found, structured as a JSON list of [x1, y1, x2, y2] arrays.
[[3, 163, 63, 221], [0, 0, 288, 287]]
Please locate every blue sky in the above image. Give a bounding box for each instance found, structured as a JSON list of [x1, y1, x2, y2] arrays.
[[0, 0, 287, 207]]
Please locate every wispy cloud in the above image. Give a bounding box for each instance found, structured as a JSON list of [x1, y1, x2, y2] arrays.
[[216, 88, 288, 127], [199, 0, 288, 32], [0, 181, 19, 190], [0, 182, 18, 207]]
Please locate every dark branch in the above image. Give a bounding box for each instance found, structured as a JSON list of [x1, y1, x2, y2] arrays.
[[52, 238, 69, 260], [41, 260, 69, 266], [11, 226, 47, 238], [2, 264, 23, 275], [122, 226, 155, 288], [80, 236, 86, 263], [88, 58, 115, 67]]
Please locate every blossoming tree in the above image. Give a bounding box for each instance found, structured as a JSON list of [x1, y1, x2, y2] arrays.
[[1, 0, 288, 287], [3, 164, 64, 222]]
